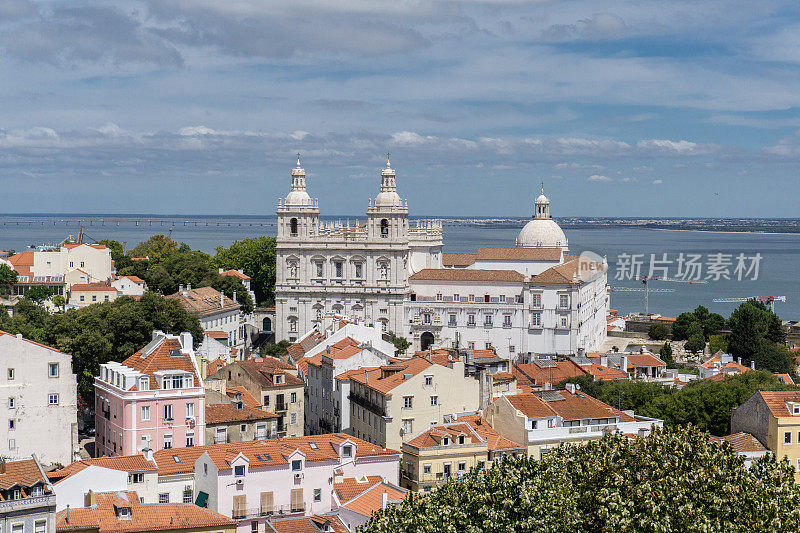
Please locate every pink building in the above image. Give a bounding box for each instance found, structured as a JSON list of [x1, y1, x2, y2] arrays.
[[188, 433, 400, 533], [95, 331, 206, 456]]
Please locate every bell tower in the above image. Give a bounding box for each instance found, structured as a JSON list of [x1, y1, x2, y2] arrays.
[[277, 156, 319, 240], [367, 156, 408, 241]]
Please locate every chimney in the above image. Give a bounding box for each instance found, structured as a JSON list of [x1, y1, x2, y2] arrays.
[[85, 490, 96, 507], [620, 355, 628, 373], [15, 333, 22, 340], [381, 490, 388, 510], [750, 360, 755, 370], [233, 290, 237, 303], [179, 332, 193, 352], [566, 383, 577, 394], [142, 447, 153, 462], [737, 357, 742, 365], [0, 458, 5, 474], [220, 292, 224, 307], [600, 354, 608, 367], [219, 268, 224, 274]]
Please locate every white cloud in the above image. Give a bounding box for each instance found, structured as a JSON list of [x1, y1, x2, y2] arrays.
[[633, 165, 653, 171], [542, 13, 627, 42], [652, 179, 663, 184], [588, 174, 612, 182]]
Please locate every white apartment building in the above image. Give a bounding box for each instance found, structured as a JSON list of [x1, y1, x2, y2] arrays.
[[274, 158, 443, 342], [167, 286, 253, 349], [0, 332, 78, 466], [110, 275, 148, 296], [405, 190, 609, 358]]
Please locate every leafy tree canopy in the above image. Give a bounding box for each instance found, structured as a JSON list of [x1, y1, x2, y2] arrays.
[[672, 305, 725, 341], [0, 264, 18, 296], [127, 234, 179, 262], [0, 293, 202, 396], [214, 236, 276, 305], [23, 286, 54, 303], [384, 331, 411, 355], [648, 323, 668, 340], [727, 299, 787, 373], [365, 425, 800, 533], [259, 340, 291, 358]]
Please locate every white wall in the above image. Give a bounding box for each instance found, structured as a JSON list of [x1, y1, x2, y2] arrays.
[[54, 466, 128, 510]]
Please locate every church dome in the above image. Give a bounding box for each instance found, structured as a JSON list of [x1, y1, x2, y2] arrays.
[[516, 218, 568, 249], [284, 157, 312, 205], [373, 158, 403, 208], [516, 186, 568, 250]]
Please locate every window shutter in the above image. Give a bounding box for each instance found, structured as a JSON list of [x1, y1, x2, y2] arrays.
[[233, 494, 247, 518], [290, 488, 304, 511], [260, 491, 274, 514]]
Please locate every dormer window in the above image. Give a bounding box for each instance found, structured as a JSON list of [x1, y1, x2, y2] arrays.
[[342, 445, 352, 458], [139, 377, 149, 391], [792, 403, 800, 415], [442, 437, 449, 446], [117, 507, 132, 520], [31, 485, 43, 496], [458, 435, 465, 445], [291, 460, 302, 471], [234, 465, 245, 477], [275, 375, 284, 385]]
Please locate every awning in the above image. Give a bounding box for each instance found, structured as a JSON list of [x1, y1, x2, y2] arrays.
[[195, 491, 209, 508]]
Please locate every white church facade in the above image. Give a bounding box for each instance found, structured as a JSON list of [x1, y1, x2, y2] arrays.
[[275, 160, 608, 359], [274, 158, 443, 342]]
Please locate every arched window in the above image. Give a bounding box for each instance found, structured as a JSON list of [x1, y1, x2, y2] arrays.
[[380, 219, 389, 236], [290, 218, 298, 235], [262, 317, 272, 331]]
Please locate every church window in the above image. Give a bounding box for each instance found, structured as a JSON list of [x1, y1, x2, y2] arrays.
[[290, 218, 298, 235], [484, 315, 493, 327], [468, 294, 475, 302], [560, 295, 570, 308], [468, 342, 475, 349], [315, 308, 322, 321], [436, 293, 442, 301], [315, 262, 323, 278], [354, 262, 363, 279], [380, 219, 389, 237], [334, 261, 344, 278], [448, 314, 457, 326], [423, 313, 431, 325], [467, 314, 475, 326], [503, 315, 512, 327], [485, 342, 492, 349], [531, 312, 541, 327]]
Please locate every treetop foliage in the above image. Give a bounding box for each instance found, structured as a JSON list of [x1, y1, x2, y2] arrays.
[[365, 425, 800, 533]]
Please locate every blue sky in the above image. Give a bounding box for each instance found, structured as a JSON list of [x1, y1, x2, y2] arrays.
[[2, 0, 800, 217]]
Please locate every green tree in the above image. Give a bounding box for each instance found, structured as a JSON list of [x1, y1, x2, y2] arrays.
[[709, 334, 729, 355], [727, 299, 787, 373], [660, 342, 673, 364], [0, 264, 17, 296], [52, 294, 66, 310], [365, 425, 800, 533], [23, 286, 54, 303], [260, 340, 291, 358], [128, 234, 179, 262], [214, 236, 276, 305], [384, 331, 411, 355], [672, 312, 696, 340], [95, 239, 126, 262], [685, 333, 706, 354], [648, 323, 669, 340]]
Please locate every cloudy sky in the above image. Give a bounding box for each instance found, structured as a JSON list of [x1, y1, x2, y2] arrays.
[[2, 0, 800, 216]]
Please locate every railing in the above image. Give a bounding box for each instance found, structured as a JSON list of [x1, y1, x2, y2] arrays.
[[215, 435, 229, 444], [0, 495, 56, 512], [275, 403, 287, 412], [348, 393, 386, 417], [232, 504, 305, 520]]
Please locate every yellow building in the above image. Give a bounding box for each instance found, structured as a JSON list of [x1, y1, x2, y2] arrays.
[[731, 390, 800, 480], [400, 414, 523, 493], [348, 356, 481, 451], [56, 490, 236, 533]]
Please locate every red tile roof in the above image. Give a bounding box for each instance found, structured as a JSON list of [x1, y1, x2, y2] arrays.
[[406, 423, 481, 448], [348, 357, 434, 394], [333, 475, 384, 502], [755, 391, 800, 418], [268, 515, 349, 533], [0, 458, 49, 492], [219, 269, 250, 280], [409, 269, 525, 282], [441, 253, 476, 267], [8, 252, 34, 266], [205, 403, 278, 424], [71, 283, 117, 292], [237, 358, 304, 388], [48, 456, 156, 484], [204, 331, 228, 340], [513, 360, 586, 387], [119, 337, 199, 391], [475, 247, 562, 261], [710, 432, 768, 454], [625, 354, 666, 368], [503, 390, 630, 422], [340, 480, 407, 518], [55, 491, 235, 533], [63, 243, 107, 250], [225, 387, 260, 408], [457, 414, 523, 451], [167, 286, 240, 317]]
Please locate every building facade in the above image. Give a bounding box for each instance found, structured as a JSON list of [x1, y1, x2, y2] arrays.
[[94, 332, 206, 457], [274, 158, 443, 342], [168, 286, 251, 350], [206, 359, 305, 438], [0, 457, 57, 533], [0, 332, 78, 466], [405, 190, 609, 359]]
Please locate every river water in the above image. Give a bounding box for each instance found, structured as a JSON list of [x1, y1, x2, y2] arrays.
[[1, 214, 797, 320]]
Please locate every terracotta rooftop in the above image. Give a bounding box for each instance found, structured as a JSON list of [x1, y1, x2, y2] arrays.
[[0, 458, 49, 493], [237, 358, 304, 389], [513, 360, 586, 387], [152, 433, 399, 476], [405, 423, 481, 448], [333, 476, 384, 502], [475, 247, 562, 261], [63, 243, 107, 250], [55, 491, 235, 533], [166, 286, 240, 317], [339, 480, 407, 518], [219, 269, 250, 280], [710, 432, 768, 454], [268, 515, 349, 533], [48, 456, 156, 484], [409, 268, 525, 283], [8, 252, 34, 267], [755, 391, 800, 418], [457, 414, 523, 451], [348, 357, 435, 394], [287, 330, 324, 360], [205, 403, 278, 425], [71, 283, 117, 292], [441, 253, 476, 267], [225, 386, 260, 408], [118, 337, 199, 391], [205, 331, 228, 341], [503, 390, 630, 422], [625, 353, 667, 368]]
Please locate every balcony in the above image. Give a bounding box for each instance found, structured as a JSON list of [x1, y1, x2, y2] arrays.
[[275, 402, 287, 412], [348, 393, 386, 417], [215, 435, 229, 444], [0, 494, 56, 513], [232, 504, 304, 520]]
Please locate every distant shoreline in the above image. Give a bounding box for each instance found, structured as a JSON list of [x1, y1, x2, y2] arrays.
[[647, 227, 800, 236]]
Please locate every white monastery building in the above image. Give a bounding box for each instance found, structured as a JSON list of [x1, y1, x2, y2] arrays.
[[275, 159, 608, 360], [275, 158, 443, 341]]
